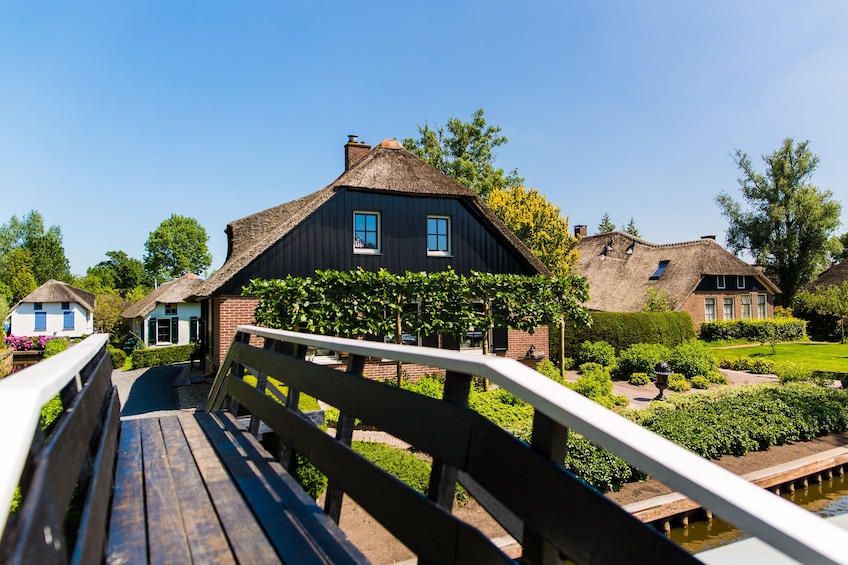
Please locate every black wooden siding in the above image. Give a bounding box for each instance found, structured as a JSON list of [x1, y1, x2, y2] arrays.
[[218, 190, 538, 295], [695, 275, 770, 293]]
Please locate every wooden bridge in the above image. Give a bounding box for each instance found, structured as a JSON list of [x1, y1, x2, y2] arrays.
[[1, 327, 848, 564]]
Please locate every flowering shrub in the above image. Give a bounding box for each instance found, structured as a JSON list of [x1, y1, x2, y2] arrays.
[[4, 335, 54, 351]]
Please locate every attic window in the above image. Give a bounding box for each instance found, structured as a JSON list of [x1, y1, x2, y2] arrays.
[[649, 261, 669, 280]]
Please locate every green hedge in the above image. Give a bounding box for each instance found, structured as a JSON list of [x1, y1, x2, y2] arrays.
[[698, 318, 807, 342], [563, 312, 695, 359], [131, 344, 195, 368]]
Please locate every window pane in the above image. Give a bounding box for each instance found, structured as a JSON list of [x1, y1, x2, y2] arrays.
[[427, 216, 450, 253], [354, 212, 379, 251]]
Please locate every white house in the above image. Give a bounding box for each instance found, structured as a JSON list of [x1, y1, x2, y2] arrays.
[[122, 274, 204, 347], [9, 280, 95, 338]]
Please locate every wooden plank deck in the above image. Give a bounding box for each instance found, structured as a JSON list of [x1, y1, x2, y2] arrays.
[[107, 412, 367, 565]]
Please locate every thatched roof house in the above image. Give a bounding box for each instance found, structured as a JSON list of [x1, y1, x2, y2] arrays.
[[123, 273, 205, 320], [193, 136, 551, 372], [574, 231, 780, 327], [804, 261, 848, 291], [16, 279, 95, 312], [9, 280, 95, 337], [122, 274, 205, 348]]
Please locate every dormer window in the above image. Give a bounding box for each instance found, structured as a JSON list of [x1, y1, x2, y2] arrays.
[[737, 275, 745, 289], [717, 275, 726, 289], [165, 304, 177, 315], [649, 261, 669, 280]]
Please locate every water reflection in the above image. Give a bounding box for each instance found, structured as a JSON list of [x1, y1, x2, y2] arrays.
[[671, 473, 848, 553]]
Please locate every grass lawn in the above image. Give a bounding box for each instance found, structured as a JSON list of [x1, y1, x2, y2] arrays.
[[710, 341, 848, 374]]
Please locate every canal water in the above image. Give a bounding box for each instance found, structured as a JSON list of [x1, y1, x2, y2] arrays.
[[671, 472, 848, 554]]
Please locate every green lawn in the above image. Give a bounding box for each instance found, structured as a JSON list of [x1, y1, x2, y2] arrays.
[[710, 341, 848, 374]]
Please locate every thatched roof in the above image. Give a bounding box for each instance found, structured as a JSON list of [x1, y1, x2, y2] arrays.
[[194, 140, 548, 297], [573, 232, 780, 312], [16, 280, 95, 312], [805, 261, 848, 291], [122, 274, 205, 319]]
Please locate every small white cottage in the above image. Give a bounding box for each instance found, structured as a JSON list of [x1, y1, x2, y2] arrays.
[[9, 280, 96, 338], [122, 274, 204, 347]]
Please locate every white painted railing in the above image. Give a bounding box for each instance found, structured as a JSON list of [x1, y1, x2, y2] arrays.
[[0, 334, 109, 535], [235, 325, 848, 564]]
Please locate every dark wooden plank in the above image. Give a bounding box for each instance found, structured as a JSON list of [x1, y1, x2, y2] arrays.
[[158, 416, 236, 564], [139, 418, 192, 565], [72, 388, 121, 565], [221, 380, 510, 564], [464, 416, 698, 564], [196, 411, 368, 564], [178, 413, 282, 565], [107, 419, 147, 564]]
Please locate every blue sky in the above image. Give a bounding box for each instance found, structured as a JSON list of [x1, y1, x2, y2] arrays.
[[3, 2, 847, 275]]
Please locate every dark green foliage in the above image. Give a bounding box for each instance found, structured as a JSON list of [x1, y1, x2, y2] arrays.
[[42, 337, 68, 358], [564, 434, 640, 493], [669, 339, 717, 378], [563, 312, 695, 359], [291, 453, 328, 500], [578, 340, 616, 367], [614, 343, 671, 380], [698, 318, 807, 342], [107, 346, 127, 369], [131, 344, 194, 367]]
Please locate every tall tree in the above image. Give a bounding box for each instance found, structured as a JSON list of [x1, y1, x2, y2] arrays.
[[403, 109, 523, 199], [95, 251, 148, 295], [0, 210, 70, 296], [716, 139, 842, 304], [487, 185, 578, 276], [597, 213, 616, 233], [623, 218, 640, 237], [143, 214, 212, 283]]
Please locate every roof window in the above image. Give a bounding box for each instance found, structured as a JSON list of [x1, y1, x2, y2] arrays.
[[650, 260, 669, 280]]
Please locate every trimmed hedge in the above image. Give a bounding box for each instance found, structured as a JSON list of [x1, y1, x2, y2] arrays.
[[131, 344, 195, 368], [564, 312, 695, 359], [699, 318, 807, 342]]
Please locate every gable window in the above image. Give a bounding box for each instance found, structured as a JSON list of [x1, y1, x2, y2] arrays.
[[63, 311, 74, 330], [61, 302, 70, 310], [649, 260, 670, 280], [34, 311, 46, 332], [354, 211, 381, 253], [737, 275, 746, 289], [723, 297, 735, 320], [33, 302, 43, 311], [717, 275, 726, 290], [741, 294, 752, 319], [165, 303, 177, 315], [427, 216, 451, 256], [704, 297, 716, 321], [757, 294, 767, 319]]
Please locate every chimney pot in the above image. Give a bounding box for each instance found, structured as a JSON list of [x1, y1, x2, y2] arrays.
[[344, 135, 371, 171]]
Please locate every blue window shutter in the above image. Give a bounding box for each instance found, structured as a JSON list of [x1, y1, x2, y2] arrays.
[[63, 311, 74, 330], [171, 318, 179, 344], [34, 312, 46, 332], [148, 318, 156, 345]]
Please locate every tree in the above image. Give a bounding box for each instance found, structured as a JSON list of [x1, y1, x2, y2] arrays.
[[716, 139, 842, 305], [403, 109, 523, 199], [623, 218, 640, 237], [143, 215, 212, 282], [795, 284, 848, 343], [487, 185, 578, 276], [597, 213, 616, 234], [0, 210, 71, 297], [95, 251, 148, 295], [830, 232, 848, 264]]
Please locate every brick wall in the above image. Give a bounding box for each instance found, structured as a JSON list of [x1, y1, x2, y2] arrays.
[[213, 295, 260, 369], [681, 291, 775, 332]]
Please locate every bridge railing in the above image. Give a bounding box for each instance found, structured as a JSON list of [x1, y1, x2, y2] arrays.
[[208, 325, 848, 564]]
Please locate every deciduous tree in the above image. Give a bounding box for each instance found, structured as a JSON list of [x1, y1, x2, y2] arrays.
[[403, 109, 522, 199], [0, 210, 70, 297], [716, 139, 842, 305], [143, 214, 212, 283], [487, 185, 578, 276]]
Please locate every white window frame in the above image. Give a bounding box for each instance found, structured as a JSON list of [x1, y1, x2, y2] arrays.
[[737, 275, 745, 289], [757, 294, 767, 319], [704, 297, 716, 322], [723, 297, 735, 320], [717, 275, 726, 290], [427, 215, 452, 256], [741, 294, 752, 319], [354, 211, 381, 254]]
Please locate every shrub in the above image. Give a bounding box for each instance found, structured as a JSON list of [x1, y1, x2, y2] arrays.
[[774, 361, 813, 384], [749, 358, 775, 375], [536, 359, 564, 384], [669, 339, 717, 378], [667, 373, 690, 392], [564, 433, 638, 492], [132, 344, 194, 367], [732, 356, 753, 371], [629, 372, 652, 386], [573, 363, 614, 398], [699, 318, 807, 342], [578, 340, 616, 368], [108, 346, 127, 369], [718, 358, 734, 369], [42, 337, 69, 359], [615, 343, 671, 380], [691, 375, 710, 389], [707, 370, 728, 385]]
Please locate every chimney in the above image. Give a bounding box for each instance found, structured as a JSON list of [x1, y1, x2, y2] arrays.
[[345, 134, 371, 170], [701, 235, 716, 241], [575, 224, 588, 238]]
